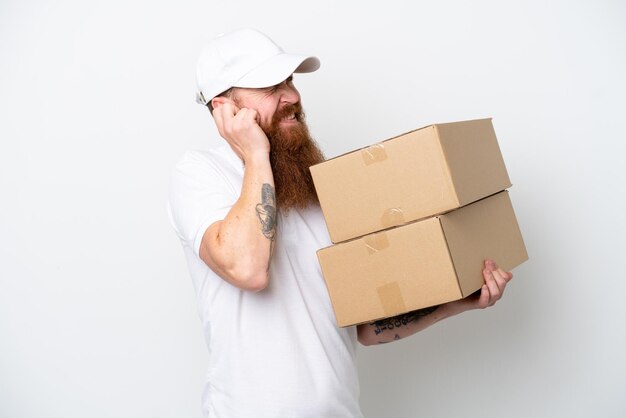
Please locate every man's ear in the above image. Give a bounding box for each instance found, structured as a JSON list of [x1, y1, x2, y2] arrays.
[[210, 96, 228, 113]]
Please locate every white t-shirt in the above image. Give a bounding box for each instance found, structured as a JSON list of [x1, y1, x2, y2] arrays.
[[168, 145, 363, 418]]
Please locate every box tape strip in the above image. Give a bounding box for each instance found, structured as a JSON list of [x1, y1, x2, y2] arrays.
[[377, 282, 406, 317], [361, 143, 387, 165], [364, 232, 389, 255], [381, 207, 405, 229]]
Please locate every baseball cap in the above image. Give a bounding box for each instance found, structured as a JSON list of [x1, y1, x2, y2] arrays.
[[195, 28, 320, 106]]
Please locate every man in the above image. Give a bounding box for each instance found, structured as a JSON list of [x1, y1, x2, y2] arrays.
[[168, 28, 513, 417]]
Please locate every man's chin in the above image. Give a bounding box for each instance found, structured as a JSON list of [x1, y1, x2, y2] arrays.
[[272, 125, 308, 148], [278, 121, 303, 134]]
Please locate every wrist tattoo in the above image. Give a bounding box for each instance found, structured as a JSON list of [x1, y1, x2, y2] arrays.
[[255, 183, 277, 240], [370, 305, 439, 336]]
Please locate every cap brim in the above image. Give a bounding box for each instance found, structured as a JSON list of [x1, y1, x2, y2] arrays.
[[234, 53, 320, 89]]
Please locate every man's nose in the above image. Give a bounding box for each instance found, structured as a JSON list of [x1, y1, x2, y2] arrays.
[[279, 83, 300, 104]]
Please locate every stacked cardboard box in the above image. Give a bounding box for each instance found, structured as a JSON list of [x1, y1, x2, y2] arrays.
[[310, 118, 528, 327]]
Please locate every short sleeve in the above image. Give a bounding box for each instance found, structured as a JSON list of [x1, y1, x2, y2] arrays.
[[167, 150, 240, 257]]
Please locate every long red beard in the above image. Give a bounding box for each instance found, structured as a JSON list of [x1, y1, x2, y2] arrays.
[[262, 103, 325, 212]]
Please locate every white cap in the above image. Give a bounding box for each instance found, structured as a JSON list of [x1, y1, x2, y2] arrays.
[[195, 28, 320, 105]]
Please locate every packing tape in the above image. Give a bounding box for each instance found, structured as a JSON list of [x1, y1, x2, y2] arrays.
[[361, 143, 387, 165], [377, 282, 406, 317], [364, 232, 389, 255], [381, 207, 405, 228]]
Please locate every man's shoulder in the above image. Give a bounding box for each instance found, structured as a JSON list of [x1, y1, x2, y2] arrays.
[[176, 145, 233, 166], [174, 145, 241, 176]]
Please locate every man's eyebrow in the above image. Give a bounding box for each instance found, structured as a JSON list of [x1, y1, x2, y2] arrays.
[[263, 76, 293, 91]]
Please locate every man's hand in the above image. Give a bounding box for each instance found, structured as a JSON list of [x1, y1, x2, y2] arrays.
[[440, 259, 513, 317], [212, 100, 270, 163]]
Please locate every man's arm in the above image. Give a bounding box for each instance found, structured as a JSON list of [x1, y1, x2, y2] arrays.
[[357, 260, 513, 345], [198, 100, 275, 292]]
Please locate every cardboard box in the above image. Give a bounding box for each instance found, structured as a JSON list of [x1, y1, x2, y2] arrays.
[[316, 191, 528, 327], [310, 118, 512, 243]]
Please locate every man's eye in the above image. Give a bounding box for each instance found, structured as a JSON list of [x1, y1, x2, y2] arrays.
[[266, 77, 292, 93]]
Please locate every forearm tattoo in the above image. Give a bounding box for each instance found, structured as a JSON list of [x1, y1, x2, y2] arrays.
[[255, 183, 277, 240], [370, 305, 439, 337], [378, 334, 402, 344]]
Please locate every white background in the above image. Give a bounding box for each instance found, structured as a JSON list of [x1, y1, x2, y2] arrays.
[[1, 1, 625, 417]]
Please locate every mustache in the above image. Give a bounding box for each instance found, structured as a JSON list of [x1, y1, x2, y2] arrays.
[[271, 102, 305, 126]]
